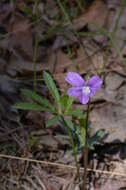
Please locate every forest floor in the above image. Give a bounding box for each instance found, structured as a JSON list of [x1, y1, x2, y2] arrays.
[[0, 0, 126, 189]]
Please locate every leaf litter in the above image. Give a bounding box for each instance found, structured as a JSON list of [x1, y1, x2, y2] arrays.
[[0, 0, 126, 189]]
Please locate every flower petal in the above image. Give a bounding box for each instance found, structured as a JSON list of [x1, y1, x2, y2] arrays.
[[89, 89, 95, 97], [80, 95, 89, 104], [67, 87, 82, 97], [65, 72, 85, 87], [88, 76, 102, 93]]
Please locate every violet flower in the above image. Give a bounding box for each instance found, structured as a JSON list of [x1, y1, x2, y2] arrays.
[[65, 72, 102, 104]]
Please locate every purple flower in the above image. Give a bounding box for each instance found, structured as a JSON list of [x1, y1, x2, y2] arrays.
[[65, 72, 102, 104]]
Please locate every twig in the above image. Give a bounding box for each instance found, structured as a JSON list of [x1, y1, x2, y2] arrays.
[[0, 154, 126, 178]]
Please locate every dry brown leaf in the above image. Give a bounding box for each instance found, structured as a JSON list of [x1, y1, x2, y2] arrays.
[[107, 0, 126, 49], [99, 160, 126, 190], [10, 17, 33, 60], [66, 0, 108, 31], [7, 56, 49, 76], [52, 48, 91, 91], [0, 3, 14, 23], [89, 72, 126, 143], [52, 45, 104, 91]]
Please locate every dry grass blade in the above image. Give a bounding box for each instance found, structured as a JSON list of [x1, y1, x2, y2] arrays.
[[0, 154, 126, 178]]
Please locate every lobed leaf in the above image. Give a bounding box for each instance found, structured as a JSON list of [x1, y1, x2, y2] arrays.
[[88, 129, 105, 150], [21, 89, 55, 113], [46, 116, 59, 128], [67, 109, 84, 117], [43, 71, 61, 114], [14, 102, 50, 112]]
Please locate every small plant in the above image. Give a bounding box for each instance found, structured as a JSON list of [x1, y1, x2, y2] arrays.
[[65, 72, 102, 189], [14, 71, 103, 188]]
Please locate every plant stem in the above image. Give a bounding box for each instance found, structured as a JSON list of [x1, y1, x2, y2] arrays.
[[112, 0, 126, 38], [75, 0, 83, 12], [83, 100, 90, 190], [33, 0, 39, 92], [56, 0, 71, 22], [60, 115, 80, 182]]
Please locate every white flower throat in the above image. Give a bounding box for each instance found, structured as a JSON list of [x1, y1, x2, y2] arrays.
[[82, 86, 90, 95]]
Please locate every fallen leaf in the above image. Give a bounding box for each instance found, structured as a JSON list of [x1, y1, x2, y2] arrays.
[[66, 0, 108, 31], [0, 3, 14, 23], [10, 16, 33, 60]]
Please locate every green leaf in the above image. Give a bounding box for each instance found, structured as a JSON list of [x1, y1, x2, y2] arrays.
[[14, 102, 50, 112], [95, 129, 105, 138], [64, 96, 73, 115], [60, 95, 68, 107], [60, 95, 73, 114], [63, 118, 75, 132], [28, 136, 39, 149], [43, 71, 61, 114], [23, 6, 33, 16], [88, 129, 105, 150], [46, 116, 59, 128], [79, 117, 86, 128], [21, 89, 55, 113], [67, 109, 84, 117]]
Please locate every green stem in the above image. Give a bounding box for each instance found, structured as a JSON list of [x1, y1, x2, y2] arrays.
[[83, 100, 90, 190], [60, 115, 80, 182], [33, 0, 39, 92], [112, 0, 126, 38], [75, 0, 84, 12], [56, 0, 71, 22]]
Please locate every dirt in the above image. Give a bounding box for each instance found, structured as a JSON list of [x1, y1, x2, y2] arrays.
[[0, 0, 126, 189]]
